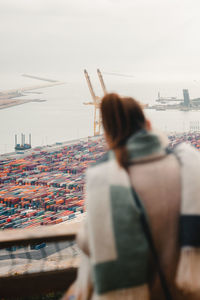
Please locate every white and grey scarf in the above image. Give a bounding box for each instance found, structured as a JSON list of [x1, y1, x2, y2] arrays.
[[85, 130, 200, 298]]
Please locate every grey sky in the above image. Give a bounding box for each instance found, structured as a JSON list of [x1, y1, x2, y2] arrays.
[[1, 0, 200, 86]]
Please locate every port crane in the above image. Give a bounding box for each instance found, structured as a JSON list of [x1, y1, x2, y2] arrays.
[[84, 69, 107, 136], [97, 69, 107, 95], [84, 69, 140, 136]]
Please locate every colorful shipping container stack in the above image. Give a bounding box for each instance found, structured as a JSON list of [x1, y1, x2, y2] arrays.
[[0, 137, 105, 229], [168, 132, 200, 149]]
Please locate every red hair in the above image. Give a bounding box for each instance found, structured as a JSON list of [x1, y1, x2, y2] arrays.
[[100, 93, 146, 168]]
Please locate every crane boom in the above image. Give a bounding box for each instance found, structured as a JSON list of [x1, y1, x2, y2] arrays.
[[83, 69, 101, 136], [103, 71, 135, 78], [84, 69, 97, 103], [97, 69, 107, 95]]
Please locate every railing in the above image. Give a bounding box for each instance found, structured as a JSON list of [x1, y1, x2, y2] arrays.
[[0, 222, 81, 299]]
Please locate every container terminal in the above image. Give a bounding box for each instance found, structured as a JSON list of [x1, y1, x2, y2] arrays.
[[168, 131, 200, 148], [0, 136, 105, 230], [1, 132, 200, 231]]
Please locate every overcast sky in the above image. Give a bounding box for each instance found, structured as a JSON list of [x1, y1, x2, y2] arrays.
[[1, 0, 200, 86]]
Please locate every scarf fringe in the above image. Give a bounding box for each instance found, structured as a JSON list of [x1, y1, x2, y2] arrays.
[[92, 284, 150, 300], [176, 247, 200, 292]]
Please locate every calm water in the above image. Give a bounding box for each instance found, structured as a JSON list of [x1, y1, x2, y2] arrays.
[[1, 81, 200, 154]]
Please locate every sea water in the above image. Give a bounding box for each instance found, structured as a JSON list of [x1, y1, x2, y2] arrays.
[[1, 79, 200, 154]]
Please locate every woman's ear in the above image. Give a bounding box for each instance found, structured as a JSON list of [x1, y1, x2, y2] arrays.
[[146, 119, 152, 131]]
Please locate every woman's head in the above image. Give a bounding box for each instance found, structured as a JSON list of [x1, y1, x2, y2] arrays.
[[100, 93, 149, 168]]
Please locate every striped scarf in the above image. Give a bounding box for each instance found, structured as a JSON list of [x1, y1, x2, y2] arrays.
[[85, 130, 200, 298]]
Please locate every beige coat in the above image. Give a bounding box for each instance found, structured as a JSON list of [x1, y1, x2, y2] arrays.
[[75, 152, 200, 300]]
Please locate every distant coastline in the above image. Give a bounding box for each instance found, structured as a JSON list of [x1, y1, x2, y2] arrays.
[[0, 77, 64, 110], [0, 98, 46, 110]]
